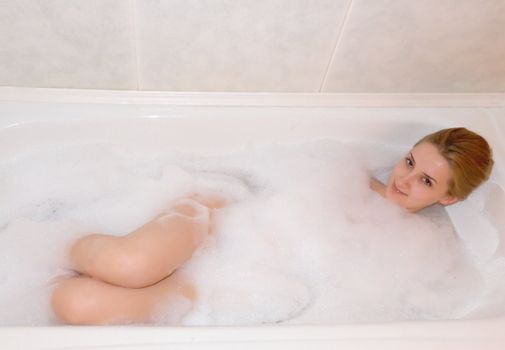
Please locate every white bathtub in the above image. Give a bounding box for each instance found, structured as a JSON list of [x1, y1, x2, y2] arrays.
[[1, 87, 504, 349]]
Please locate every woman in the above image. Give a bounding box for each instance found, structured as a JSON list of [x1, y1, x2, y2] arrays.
[[51, 127, 494, 325], [371, 127, 493, 212]]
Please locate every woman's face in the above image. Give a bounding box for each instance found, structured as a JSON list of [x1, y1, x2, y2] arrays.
[[385, 142, 458, 212]]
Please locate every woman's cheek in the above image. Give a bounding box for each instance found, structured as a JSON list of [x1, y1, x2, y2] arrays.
[[393, 163, 404, 177], [413, 186, 440, 206], [409, 185, 427, 203]]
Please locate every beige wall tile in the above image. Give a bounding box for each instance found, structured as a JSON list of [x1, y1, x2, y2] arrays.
[[137, 0, 350, 91], [323, 0, 505, 92], [0, 0, 136, 89]]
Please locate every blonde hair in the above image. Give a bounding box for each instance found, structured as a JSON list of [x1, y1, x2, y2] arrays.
[[415, 127, 494, 199]]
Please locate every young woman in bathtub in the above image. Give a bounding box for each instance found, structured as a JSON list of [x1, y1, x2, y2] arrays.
[[51, 127, 494, 325]]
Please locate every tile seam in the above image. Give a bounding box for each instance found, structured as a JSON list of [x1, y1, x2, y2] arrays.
[[130, 0, 142, 90], [318, 0, 354, 93]]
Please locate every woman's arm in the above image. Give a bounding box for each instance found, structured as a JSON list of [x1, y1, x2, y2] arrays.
[[370, 177, 386, 197]]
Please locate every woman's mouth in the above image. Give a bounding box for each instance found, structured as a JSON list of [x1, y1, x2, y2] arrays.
[[392, 181, 407, 196]]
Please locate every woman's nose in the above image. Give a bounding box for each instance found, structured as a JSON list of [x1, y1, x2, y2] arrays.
[[397, 174, 412, 188]]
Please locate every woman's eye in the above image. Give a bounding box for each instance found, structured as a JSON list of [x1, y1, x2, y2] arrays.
[[405, 157, 413, 167], [422, 177, 432, 187]]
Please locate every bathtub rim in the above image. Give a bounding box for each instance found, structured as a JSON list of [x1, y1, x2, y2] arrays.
[[2, 317, 505, 349], [0, 86, 505, 107]]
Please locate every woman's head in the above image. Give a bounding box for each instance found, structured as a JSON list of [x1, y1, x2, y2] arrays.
[[385, 127, 494, 213]]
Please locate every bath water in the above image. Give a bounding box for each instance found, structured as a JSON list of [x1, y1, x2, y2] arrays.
[[0, 140, 483, 325]]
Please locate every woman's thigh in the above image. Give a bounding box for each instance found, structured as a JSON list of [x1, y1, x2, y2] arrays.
[[70, 198, 210, 288]]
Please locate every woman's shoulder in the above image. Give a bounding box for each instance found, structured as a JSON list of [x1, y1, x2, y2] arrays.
[[370, 177, 386, 197]]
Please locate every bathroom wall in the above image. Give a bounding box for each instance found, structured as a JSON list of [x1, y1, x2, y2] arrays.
[[0, 0, 504, 92]]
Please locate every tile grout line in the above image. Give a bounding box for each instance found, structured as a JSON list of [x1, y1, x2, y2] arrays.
[[130, 0, 142, 90], [318, 0, 354, 93]]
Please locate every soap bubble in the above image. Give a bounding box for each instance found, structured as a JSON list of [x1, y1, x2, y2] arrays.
[[0, 139, 488, 325]]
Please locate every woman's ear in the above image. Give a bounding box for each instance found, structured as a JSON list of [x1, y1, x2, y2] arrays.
[[439, 195, 459, 206]]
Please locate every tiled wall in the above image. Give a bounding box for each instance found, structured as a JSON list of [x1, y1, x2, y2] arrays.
[[1, 0, 504, 92]]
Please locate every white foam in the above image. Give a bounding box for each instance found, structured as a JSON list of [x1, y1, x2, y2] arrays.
[[0, 139, 490, 325], [152, 295, 194, 326]]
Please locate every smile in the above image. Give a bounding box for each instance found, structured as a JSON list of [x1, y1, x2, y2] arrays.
[[393, 181, 407, 196]]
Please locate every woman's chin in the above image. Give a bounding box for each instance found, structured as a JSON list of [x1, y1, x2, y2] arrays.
[[385, 187, 413, 212], [386, 195, 423, 213]]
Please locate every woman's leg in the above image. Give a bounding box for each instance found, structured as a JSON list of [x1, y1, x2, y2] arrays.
[[70, 194, 226, 289], [51, 271, 195, 325]]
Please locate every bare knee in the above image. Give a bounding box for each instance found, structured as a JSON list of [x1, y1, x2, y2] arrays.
[[70, 233, 116, 273], [51, 278, 103, 325]]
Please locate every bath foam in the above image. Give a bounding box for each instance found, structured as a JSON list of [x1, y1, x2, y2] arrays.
[[152, 294, 194, 326], [0, 140, 485, 325], [176, 141, 482, 324]]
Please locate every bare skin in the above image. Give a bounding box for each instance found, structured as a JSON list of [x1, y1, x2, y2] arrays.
[[51, 193, 227, 325], [370, 142, 459, 213], [369, 177, 386, 197]]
